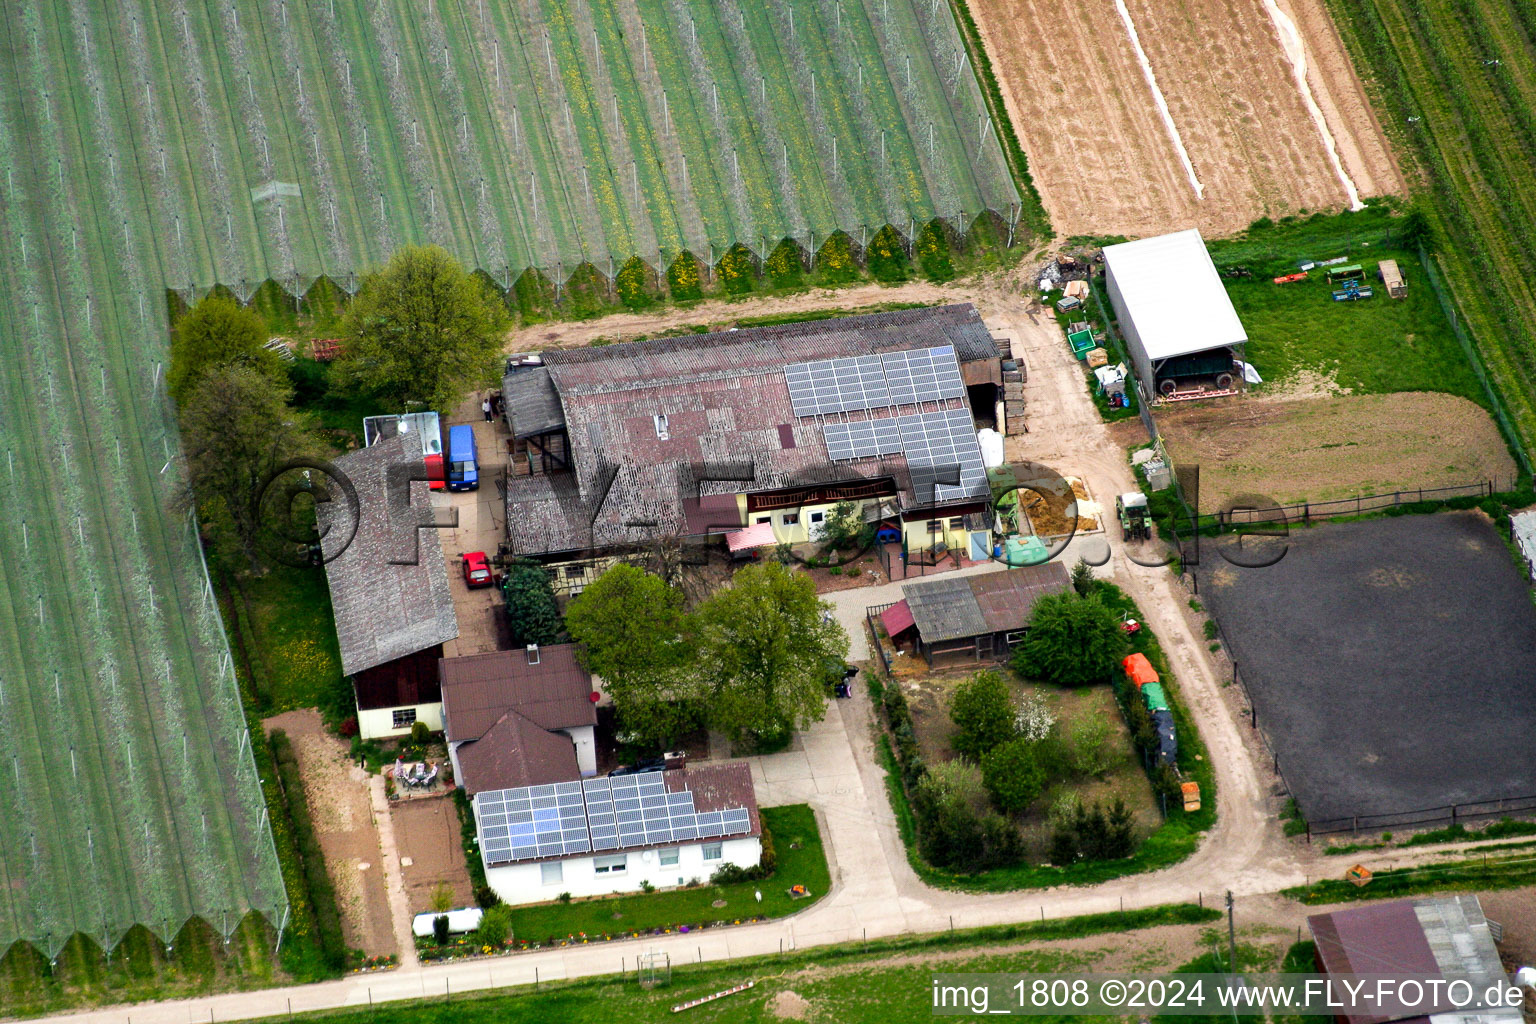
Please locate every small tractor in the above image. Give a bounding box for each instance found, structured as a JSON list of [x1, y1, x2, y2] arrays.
[[1117, 491, 1151, 541]]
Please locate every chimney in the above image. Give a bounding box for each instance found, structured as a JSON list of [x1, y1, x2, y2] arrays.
[[526, 643, 540, 665]]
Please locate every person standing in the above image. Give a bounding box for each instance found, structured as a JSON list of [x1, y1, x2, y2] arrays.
[[481, 396, 492, 422]]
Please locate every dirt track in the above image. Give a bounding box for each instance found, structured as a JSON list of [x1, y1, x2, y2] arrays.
[[970, 0, 1403, 239]]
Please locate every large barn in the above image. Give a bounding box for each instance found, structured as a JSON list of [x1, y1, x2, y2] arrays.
[[1102, 229, 1247, 401]]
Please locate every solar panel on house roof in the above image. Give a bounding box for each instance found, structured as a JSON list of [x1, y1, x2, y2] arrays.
[[899, 408, 988, 503], [480, 772, 752, 864], [882, 346, 965, 406], [821, 418, 905, 461]]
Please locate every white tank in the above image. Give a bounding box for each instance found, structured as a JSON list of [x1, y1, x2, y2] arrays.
[[976, 428, 1005, 468]]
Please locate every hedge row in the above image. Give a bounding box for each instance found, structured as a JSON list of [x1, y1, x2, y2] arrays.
[[268, 729, 349, 971]]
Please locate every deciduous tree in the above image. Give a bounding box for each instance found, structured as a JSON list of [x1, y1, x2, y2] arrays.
[[168, 294, 280, 406], [502, 560, 564, 648], [981, 736, 1047, 813], [949, 669, 1016, 758], [1012, 592, 1127, 686], [566, 564, 700, 747], [178, 364, 317, 567], [340, 245, 510, 412], [694, 561, 847, 743]]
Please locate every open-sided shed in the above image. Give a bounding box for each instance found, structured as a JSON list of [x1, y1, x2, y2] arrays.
[[1102, 229, 1247, 400]]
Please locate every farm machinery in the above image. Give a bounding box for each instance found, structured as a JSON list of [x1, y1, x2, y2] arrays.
[[1331, 279, 1374, 302], [1117, 491, 1151, 541]]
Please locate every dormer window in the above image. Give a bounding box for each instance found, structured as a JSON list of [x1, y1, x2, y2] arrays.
[[653, 414, 669, 439]]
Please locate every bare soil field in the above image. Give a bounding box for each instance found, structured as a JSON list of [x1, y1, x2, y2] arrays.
[[1112, 391, 1516, 510], [392, 797, 476, 916], [969, 0, 1403, 238], [265, 711, 395, 956]]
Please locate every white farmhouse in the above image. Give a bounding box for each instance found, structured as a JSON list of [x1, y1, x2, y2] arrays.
[[474, 763, 762, 905]]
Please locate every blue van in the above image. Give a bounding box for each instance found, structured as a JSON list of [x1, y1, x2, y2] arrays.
[[446, 424, 479, 491]]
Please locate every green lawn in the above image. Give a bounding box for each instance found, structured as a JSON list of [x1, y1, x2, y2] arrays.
[[500, 806, 828, 946], [224, 563, 349, 717], [1224, 253, 1484, 403], [265, 904, 1217, 1024]]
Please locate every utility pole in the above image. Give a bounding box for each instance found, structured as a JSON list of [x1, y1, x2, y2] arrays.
[[1226, 891, 1237, 973]]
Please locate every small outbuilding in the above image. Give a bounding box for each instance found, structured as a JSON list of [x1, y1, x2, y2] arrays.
[[1102, 229, 1247, 401], [1513, 510, 1536, 581], [1377, 258, 1407, 299], [877, 563, 1071, 666]]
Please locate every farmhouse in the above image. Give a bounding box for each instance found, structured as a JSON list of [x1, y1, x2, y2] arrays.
[[439, 644, 598, 794], [475, 762, 762, 905], [317, 435, 460, 739], [1307, 895, 1518, 1024], [1102, 229, 1248, 401], [501, 304, 1008, 590], [878, 562, 1071, 666]]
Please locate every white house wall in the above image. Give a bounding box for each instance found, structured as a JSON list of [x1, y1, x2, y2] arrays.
[[484, 836, 761, 905], [358, 701, 444, 741], [563, 725, 597, 776]]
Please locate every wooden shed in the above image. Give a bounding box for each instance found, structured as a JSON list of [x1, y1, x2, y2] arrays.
[[892, 563, 1071, 666]]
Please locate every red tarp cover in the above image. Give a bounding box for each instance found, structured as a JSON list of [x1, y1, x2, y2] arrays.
[[881, 600, 916, 637], [726, 521, 778, 552], [1122, 653, 1159, 687]]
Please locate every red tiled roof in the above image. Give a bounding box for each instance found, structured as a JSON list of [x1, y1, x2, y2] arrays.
[[455, 711, 580, 794], [439, 644, 595, 743]]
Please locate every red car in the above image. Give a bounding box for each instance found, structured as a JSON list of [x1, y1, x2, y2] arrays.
[[462, 551, 493, 589]]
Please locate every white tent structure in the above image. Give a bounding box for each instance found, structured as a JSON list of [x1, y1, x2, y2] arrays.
[[1102, 229, 1247, 399]]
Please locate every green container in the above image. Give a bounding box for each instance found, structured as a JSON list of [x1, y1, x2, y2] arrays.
[[1141, 682, 1169, 712]]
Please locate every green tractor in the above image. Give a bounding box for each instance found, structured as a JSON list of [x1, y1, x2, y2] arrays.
[[1117, 492, 1150, 541]]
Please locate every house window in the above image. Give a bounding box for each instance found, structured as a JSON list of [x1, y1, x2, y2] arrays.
[[808, 511, 825, 524], [756, 516, 772, 525], [925, 520, 943, 533], [781, 512, 799, 525], [948, 517, 964, 530], [392, 708, 417, 729], [702, 842, 723, 861], [594, 853, 627, 875], [541, 861, 563, 885], [653, 414, 670, 440], [564, 565, 585, 578], [658, 848, 679, 867]]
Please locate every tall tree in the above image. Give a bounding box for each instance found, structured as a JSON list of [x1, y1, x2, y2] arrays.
[[949, 669, 1016, 759], [694, 561, 847, 743], [1012, 592, 1128, 686], [168, 294, 280, 406], [340, 245, 510, 412], [566, 564, 699, 747], [178, 364, 316, 566], [503, 561, 564, 648]]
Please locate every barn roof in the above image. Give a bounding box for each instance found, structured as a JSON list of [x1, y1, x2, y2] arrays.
[[901, 565, 1071, 643], [1307, 895, 1517, 1024], [318, 436, 459, 676], [502, 366, 565, 438], [507, 305, 1000, 557], [1103, 229, 1247, 360]]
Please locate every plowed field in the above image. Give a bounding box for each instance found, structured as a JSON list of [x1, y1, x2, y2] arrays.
[[969, 0, 1402, 238]]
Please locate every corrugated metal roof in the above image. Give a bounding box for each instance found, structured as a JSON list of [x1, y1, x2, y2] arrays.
[[1103, 229, 1247, 360], [318, 436, 459, 676], [502, 367, 565, 438], [1307, 896, 1518, 1024], [969, 563, 1071, 633], [1512, 510, 1536, 575], [902, 576, 990, 643]]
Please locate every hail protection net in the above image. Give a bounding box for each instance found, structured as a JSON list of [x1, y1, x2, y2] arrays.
[[0, 0, 286, 961]]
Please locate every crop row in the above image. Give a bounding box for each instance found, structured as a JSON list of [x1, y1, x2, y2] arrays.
[[1328, 0, 1536, 460]]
